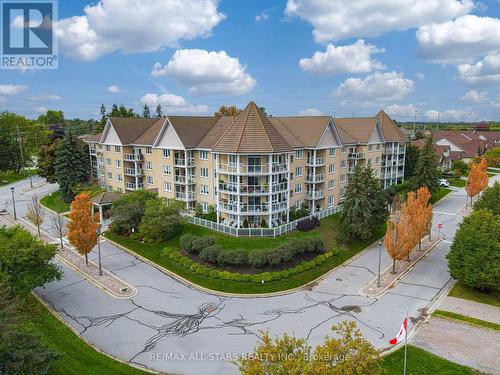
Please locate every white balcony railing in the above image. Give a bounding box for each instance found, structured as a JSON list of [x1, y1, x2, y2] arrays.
[[305, 174, 324, 183], [124, 168, 143, 176], [306, 157, 325, 166], [305, 190, 324, 199], [348, 152, 365, 160], [124, 153, 143, 161], [125, 182, 144, 190]]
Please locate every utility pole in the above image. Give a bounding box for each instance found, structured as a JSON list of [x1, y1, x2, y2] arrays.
[[16, 124, 32, 187]]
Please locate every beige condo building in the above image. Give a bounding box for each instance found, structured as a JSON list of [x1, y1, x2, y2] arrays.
[[85, 102, 406, 229]]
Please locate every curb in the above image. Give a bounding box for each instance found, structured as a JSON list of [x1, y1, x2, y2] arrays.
[[104, 235, 385, 299], [359, 238, 442, 298], [31, 292, 158, 374]]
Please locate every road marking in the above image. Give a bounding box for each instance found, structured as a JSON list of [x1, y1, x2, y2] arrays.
[[432, 211, 457, 216], [442, 240, 453, 244]]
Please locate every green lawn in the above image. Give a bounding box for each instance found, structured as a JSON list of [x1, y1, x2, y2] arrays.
[[0, 170, 30, 186], [487, 172, 496, 177], [449, 281, 500, 308], [430, 188, 453, 204], [25, 295, 149, 375], [105, 215, 386, 294], [40, 191, 71, 213], [433, 310, 500, 331], [487, 168, 499, 174], [448, 178, 466, 188], [382, 345, 480, 374]]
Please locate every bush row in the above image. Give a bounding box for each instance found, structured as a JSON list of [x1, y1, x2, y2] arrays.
[[296, 216, 320, 231], [161, 246, 337, 284], [179, 234, 325, 268]]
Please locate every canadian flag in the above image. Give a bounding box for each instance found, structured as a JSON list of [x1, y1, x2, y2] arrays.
[[389, 318, 407, 345]]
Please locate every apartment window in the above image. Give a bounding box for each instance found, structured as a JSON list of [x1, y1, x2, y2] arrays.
[[117, 174, 122, 182], [117, 187, 123, 193], [115, 160, 121, 168], [146, 146, 152, 154], [341, 146, 346, 153], [162, 149, 170, 158], [368, 145, 373, 152], [294, 183, 302, 193], [106, 158, 111, 166], [146, 161, 152, 170], [199, 150, 208, 160], [368, 158, 372, 166], [375, 170, 380, 177], [114, 145, 121, 152], [147, 176, 153, 185], [328, 195, 335, 208], [164, 181, 172, 192], [200, 184, 209, 195], [107, 172, 112, 180], [376, 144, 381, 150], [163, 165, 171, 175], [295, 200, 303, 209], [376, 156, 380, 164], [340, 174, 346, 183], [341, 160, 346, 169], [212, 153, 217, 160], [295, 166, 302, 177], [200, 167, 209, 178], [98, 144, 102, 150], [201, 202, 208, 212], [105, 145, 111, 152], [295, 150, 303, 159], [107, 185, 112, 192], [328, 148, 336, 157], [328, 164, 336, 174], [328, 179, 335, 190]]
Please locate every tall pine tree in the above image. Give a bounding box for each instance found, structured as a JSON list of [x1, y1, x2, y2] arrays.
[[142, 104, 151, 118], [54, 132, 90, 202], [412, 135, 439, 192], [155, 104, 163, 118], [342, 165, 387, 239]]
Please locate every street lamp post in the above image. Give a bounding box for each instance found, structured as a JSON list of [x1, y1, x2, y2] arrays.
[[10, 187, 16, 220], [377, 238, 383, 287], [97, 226, 102, 276]]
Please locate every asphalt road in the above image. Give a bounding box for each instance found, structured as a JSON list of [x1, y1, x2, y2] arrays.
[[2, 175, 496, 375]]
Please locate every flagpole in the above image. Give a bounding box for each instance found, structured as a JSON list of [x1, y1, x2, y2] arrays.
[[403, 308, 408, 375]]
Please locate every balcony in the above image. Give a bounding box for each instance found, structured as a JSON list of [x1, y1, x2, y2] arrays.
[[305, 190, 324, 200], [348, 152, 365, 160], [175, 191, 196, 201], [306, 157, 325, 166], [124, 153, 143, 161], [271, 163, 288, 173], [125, 182, 144, 190], [218, 202, 238, 213], [90, 148, 97, 155], [305, 174, 324, 183], [241, 184, 269, 194], [124, 167, 143, 176], [271, 201, 288, 212], [241, 203, 269, 214], [271, 182, 288, 193], [174, 175, 195, 184]]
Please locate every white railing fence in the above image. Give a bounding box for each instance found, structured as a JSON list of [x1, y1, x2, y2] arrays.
[[186, 204, 343, 237]]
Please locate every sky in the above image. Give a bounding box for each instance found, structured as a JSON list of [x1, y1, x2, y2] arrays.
[[1, 0, 500, 122]]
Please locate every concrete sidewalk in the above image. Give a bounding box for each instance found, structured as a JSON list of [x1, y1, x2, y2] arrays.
[[439, 296, 500, 325]]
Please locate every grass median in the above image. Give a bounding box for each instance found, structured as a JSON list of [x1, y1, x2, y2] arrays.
[[433, 310, 500, 331], [40, 191, 71, 213], [104, 215, 386, 294], [449, 281, 500, 308]]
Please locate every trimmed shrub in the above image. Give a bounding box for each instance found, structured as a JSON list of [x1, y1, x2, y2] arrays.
[[179, 233, 198, 253], [192, 237, 215, 253], [248, 250, 267, 268], [296, 217, 318, 231], [199, 245, 223, 264]]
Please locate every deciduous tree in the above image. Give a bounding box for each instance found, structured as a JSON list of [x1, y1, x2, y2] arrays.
[[0, 226, 61, 296], [26, 194, 44, 237], [385, 198, 414, 273], [139, 199, 183, 242], [474, 181, 500, 215], [408, 187, 433, 251], [466, 157, 489, 207], [38, 138, 61, 183], [50, 212, 67, 250], [236, 321, 381, 375], [214, 105, 241, 117], [485, 148, 500, 167], [110, 190, 157, 235], [67, 194, 99, 265]]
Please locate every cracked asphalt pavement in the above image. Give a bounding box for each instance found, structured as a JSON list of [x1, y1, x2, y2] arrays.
[[3, 175, 496, 375]]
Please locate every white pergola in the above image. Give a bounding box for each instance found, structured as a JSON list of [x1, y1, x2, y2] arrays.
[[91, 192, 119, 226]]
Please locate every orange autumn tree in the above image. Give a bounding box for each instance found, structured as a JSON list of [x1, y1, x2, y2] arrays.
[[413, 187, 433, 251], [466, 157, 489, 207], [67, 193, 99, 265], [385, 197, 414, 273]]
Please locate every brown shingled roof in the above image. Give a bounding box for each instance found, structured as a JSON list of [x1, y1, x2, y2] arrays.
[[197, 116, 235, 149], [270, 116, 331, 148], [376, 110, 406, 142], [107, 117, 160, 144], [84, 132, 102, 142], [213, 102, 291, 153], [168, 116, 218, 149], [133, 118, 164, 145], [334, 117, 378, 143]]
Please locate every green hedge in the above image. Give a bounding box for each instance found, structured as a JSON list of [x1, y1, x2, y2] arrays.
[[161, 246, 335, 284]]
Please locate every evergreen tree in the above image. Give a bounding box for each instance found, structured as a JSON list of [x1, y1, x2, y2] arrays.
[[99, 104, 107, 127], [365, 167, 389, 225], [54, 133, 90, 202], [38, 138, 60, 183], [404, 143, 419, 179], [155, 104, 163, 118], [142, 104, 151, 118], [412, 135, 439, 192]]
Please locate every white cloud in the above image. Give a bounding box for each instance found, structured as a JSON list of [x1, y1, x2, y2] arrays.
[[285, 0, 473, 42], [151, 49, 256, 96], [29, 94, 61, 101], [0, 84, 27, 95], [334, 71, 414, 104], [56, 0, 225, 61], [298, 108, 325, 115], [139, 92, 209, 114], [462, 90, 488, 103], [425, 109, 477, 121], [34, 106, 48, 114], [255, 12, 269, 22], [416, 15, 500, 63], [457, 52, 500, 86], [299, 39, 385, 74], [385, 104, 417, 118], [107, 85, 122, 94]]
